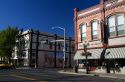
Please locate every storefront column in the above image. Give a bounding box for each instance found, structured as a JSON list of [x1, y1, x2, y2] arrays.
[[68, 37, 72, 68], [54, 34, 57, 68], [29, 29, 33, 67], [35, 31, 39, 68]]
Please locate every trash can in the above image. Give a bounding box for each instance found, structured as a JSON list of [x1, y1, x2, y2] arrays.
[[74, 65, 78, 73]]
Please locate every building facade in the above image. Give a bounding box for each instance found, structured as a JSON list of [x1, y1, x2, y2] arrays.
[[74, 0, 125, 73], [12, 29, 75, 68]]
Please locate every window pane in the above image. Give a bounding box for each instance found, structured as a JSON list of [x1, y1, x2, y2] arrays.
[[92, 21, 97, 30], [81, 24, 86, 33], [108, 16, 115, 27], [92, 21, 98, 40], [117, 25, 124, 31], [118, 30, 125, 35], [117, 14, 124, 25], [110, 32, 116, 36], [93, 35, 98, 39], [93, 31, 97, 35], [82, 37, 86, 41], [81, 24, 86, 41], [117, 25, 125, 35], [82, 33, 86, 37], [109, 27, 115, 32]]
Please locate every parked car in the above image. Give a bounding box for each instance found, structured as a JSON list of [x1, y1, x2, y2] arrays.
[[0, 63, 14, 69]]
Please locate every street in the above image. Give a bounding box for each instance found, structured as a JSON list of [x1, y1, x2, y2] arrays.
[[0, 68, 125, 82]]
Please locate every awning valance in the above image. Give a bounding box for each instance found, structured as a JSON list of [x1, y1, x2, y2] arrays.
[[105, 47, 125, 59], [74, 47, 125, 60], [74, 49, 103, 60]]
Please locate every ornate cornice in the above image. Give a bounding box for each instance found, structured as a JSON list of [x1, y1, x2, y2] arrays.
[[77, 0, 125, 20], [105, 1, 125, 11]]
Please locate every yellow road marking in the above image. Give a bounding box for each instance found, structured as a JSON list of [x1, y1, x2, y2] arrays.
[[0, 75, 9, 76], [38, 81, 47, 82], [1, 73, 46, 82], [10, 74, 36, 80]]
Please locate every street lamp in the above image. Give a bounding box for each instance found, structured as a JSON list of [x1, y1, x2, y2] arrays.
[[52, 26, 66, 71]]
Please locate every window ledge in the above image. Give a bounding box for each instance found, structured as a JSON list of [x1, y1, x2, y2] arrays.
[[89, 39, 101, 42], [109, 34, 125, 39]]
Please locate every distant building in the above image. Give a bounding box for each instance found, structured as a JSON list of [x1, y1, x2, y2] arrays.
[[74, 0, 125, 73], [12, 29, 75, 68]]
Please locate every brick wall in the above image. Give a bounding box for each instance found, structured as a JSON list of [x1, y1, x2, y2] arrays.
[[74, 0, 125, 49]]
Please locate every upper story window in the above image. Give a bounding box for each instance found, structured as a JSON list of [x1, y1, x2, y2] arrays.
[[108, 14, 125, 37], [58, 43, 61, 50], [91, 21, 98, 40], [66, 44, 68, 51], [49, 43, 53, 49], [25, 40, 29, 48], [81, 24, 86, 41]]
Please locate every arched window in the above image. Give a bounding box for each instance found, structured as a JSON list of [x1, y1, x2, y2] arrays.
[[81, 24, 86, 41], [108, 14, 125, 37], [91, 21, 98, 40]]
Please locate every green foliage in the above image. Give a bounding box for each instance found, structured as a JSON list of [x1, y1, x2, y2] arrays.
[[107, 59, 121, 73], [0, 27, 18, 58]]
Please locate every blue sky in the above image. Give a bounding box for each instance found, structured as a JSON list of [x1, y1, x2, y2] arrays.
[[0, 0, 100, 37]]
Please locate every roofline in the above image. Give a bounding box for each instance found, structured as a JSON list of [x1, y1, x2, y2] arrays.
[[78, 4, 100, 15]]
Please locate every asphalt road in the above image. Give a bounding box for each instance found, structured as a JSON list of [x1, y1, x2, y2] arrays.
[[0, 68, 125, 82]]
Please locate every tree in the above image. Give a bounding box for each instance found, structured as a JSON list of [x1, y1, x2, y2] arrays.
[[0, 27, 18, 63]]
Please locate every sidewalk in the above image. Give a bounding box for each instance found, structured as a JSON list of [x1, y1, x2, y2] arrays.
[[58, 68, 125, 80], [16, 67, 32, 69]]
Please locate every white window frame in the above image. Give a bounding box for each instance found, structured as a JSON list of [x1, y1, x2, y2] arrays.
[[91, 21, 98, 40], [81, 24, 87, 41], [108, 13, 125, 37]]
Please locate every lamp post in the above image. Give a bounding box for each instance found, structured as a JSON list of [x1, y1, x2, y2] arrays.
[[82, 40, 90, 74], [52, 26, 66, 71]]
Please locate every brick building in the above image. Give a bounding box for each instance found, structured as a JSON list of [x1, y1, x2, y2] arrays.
[[11, 29, 75, 68], [74, 0, 125, 73]]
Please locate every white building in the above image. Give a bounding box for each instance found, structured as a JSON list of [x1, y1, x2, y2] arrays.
[[12, 29, 75, 68]]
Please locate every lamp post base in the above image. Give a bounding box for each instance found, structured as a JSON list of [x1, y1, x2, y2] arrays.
[[63, 67, 66, 72], [86, 69, 89, 74], [63, 60, 66, 72]]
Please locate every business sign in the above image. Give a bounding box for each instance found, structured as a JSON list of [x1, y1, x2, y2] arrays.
[[78, 40, 103, 49], [88, 41, 102, 48], [78, 43, 84, 49]]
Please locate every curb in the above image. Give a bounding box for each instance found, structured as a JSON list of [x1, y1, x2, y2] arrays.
[[99, 75, 117, 79], [58, 71, 95, 76], [98, 75, 125, 80], [58, 71, 125, 80]]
